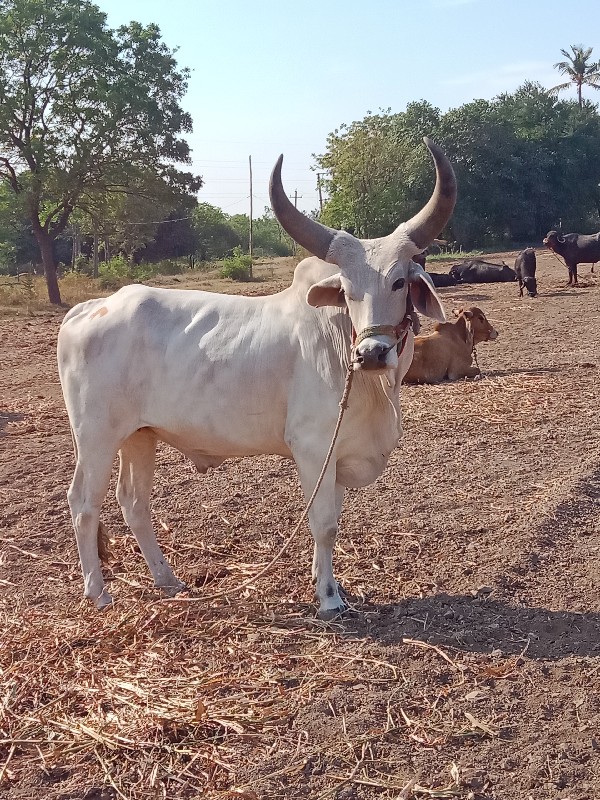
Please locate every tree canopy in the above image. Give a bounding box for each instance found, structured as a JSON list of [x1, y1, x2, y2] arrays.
[[0, 0, 201, 302], [551, 45, 600, 108], [316, 84, 600, 248]]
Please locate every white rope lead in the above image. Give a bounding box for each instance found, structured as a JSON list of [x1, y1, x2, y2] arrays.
[[168, 362, 356, 604]]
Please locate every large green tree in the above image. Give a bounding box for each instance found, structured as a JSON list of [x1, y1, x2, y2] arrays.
[[551, 45, 600, 108], [317, 86, 600, 248], [0, 0, 201, 303], [316, 102, 443, 238], [193, 203, 242, 261]]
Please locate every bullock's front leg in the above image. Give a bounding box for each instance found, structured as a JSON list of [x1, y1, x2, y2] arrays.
[[312, 481, 346, 610], [296, 461, 346, 619], [449, 364, 480, 381]]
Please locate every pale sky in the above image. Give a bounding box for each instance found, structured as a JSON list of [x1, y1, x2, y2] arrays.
[[98, 0, 600, 214]]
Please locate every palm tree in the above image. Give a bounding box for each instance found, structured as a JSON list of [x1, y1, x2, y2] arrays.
[[551, 45, 600, 108]]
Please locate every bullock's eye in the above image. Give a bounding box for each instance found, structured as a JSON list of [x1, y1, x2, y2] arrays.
[[392, 278, 405, 291]]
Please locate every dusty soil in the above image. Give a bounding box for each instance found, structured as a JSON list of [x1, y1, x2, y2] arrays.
[[1, 250, 600, 799]]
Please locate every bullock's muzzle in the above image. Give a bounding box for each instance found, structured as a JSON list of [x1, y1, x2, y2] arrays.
[[353, 339, 395, 370], [352, 319, 413, 371]]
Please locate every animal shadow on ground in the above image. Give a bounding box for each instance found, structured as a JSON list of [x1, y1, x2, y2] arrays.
[[337, 595, 600, 662], [0, 410, 25, 435], [293, 461, 600, 662], [542, 288, 588, 298], [440, 290, 491, 302]]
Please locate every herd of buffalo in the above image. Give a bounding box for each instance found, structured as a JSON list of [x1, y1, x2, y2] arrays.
[[402, 227, 600, 385], [420, 227, 600, 295]]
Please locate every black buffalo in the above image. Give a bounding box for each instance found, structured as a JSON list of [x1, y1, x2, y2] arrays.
[[514, 248, 537, 297], [426, 271, 457, 287], [449, 259, 517, 284], [412, 251, 458, 287], [543, 230, 600, 286]]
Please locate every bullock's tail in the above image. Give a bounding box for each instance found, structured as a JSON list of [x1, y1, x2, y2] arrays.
[[68, 425, 78, 460], [97, 521, 113, 564]]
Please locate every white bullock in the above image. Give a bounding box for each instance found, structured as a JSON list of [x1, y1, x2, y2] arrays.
[[57, 137, 456, 618]]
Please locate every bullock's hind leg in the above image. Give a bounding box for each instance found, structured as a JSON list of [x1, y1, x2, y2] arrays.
[[295, 460, 346, 618], [448, 365, 480, 381], [116, 429, 186, 597], [68, 435, 117, 609]]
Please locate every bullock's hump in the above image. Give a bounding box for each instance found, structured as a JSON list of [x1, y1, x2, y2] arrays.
[[291, 256, 339, 294]]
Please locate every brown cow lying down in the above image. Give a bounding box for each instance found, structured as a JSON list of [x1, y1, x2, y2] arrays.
[[403, 306, 498, 384]]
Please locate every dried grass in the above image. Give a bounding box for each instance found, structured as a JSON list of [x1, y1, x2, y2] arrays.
[[403, 369, 596, 429], [0, 575, 517, 799], [0, 598, 400, 797], [1, 360, 596, 797], [0, 257, 302, 316], [2, 253, 600, 798]]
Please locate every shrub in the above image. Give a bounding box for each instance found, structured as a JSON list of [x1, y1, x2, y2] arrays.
[[98, 275, 133, 292], [219, 247, 253, 281], [155, 259, 184, 276], [220, 262, 251, 281], [73, 255, 92, 275], [99, 256, 153, 282]]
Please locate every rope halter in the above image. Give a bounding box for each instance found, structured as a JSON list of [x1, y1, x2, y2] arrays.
[[352, 314, 416, 362]]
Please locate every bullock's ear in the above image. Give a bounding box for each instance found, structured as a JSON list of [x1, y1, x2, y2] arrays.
[[454, 307, 472, 319], [408, 263, 446, 322], [306, 273, 346, 307]]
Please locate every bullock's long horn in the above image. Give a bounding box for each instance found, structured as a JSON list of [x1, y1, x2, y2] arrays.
[[403, 137, 457, 251], [270, 155, 337, 261]]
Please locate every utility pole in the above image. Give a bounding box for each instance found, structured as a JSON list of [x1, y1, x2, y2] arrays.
[[92, 229, 99, 279], [248, 155, 253, 277], [71, 223, 80, 269], [316, 173, 324, 212]]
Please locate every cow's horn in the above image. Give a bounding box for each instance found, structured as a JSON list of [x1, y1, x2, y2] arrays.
[[270, 155, 337, 260], [402, 137, 457, 250]]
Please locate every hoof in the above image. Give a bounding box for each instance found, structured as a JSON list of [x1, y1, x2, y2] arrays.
[[317, 604, 346, 621], [158, 580, 188, 598], [94, 589, 113, 610]]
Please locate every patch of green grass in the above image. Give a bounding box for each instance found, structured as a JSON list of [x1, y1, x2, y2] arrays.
[[427, 249, 484, 263]]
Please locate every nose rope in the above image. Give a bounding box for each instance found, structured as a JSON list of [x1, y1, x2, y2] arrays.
[[466, 319, 481, 371], [352, 315, 414, 360]]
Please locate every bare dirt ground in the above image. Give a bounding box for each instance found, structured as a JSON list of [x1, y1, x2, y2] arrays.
[[1, 249, 600, 799]]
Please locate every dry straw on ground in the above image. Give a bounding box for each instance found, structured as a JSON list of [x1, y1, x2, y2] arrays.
[[1, 596, 509, 798], [2, 252, 600, 798]]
